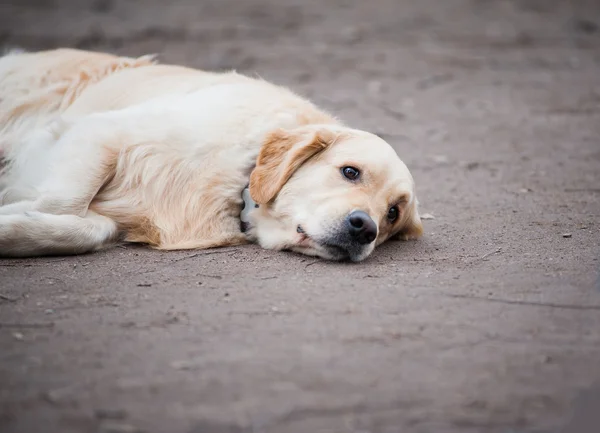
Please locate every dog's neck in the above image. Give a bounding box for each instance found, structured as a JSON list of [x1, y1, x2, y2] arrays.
[[240, 184, 259, 233]]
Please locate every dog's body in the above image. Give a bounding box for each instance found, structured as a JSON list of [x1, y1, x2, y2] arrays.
[[0, 48, 422, 261]]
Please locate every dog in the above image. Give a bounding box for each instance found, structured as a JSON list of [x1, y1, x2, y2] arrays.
[[0, 48, 422, 261]]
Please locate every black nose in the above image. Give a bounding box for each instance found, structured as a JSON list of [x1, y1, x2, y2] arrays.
[[346, 210, 377, 245]]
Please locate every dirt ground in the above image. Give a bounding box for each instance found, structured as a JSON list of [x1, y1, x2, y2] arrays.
[[1, 0, 600, 432]]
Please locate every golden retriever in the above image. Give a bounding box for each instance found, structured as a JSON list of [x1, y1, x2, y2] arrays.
[[0, 48, 422, 261]]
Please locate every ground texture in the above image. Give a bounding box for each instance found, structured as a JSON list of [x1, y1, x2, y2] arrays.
[[1, 1, 600, 432]]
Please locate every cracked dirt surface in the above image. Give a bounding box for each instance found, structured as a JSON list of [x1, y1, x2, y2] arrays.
[[1, 1, 600, 432]]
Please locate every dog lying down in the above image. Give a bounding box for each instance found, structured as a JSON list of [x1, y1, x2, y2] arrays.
[[0, 48, 422, 261]]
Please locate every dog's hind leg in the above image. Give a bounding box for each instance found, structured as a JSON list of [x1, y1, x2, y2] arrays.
[[0, 117, 115, 217], [0, 210, 119, 257]]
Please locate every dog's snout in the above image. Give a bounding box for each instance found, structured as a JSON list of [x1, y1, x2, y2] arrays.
[[346, 211, 377, 245]]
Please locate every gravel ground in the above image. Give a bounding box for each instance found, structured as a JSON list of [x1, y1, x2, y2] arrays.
[[1, 1, 599, 432]]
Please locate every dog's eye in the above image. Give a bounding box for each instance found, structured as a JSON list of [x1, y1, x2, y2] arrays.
[[387, 206, 399, 223], [341, 166, 360, 180]]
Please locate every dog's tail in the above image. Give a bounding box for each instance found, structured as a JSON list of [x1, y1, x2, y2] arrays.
[[0, 48, 156, 159]]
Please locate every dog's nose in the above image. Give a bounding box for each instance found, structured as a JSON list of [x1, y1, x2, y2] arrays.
[[346, 210, 377, 245]]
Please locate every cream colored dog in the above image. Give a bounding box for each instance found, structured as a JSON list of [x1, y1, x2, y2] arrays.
[[0, 48, 422, 261]]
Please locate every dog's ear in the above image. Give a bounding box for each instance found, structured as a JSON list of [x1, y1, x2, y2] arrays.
[[394, 198, 423, 241], [249, 127, 336, 204]]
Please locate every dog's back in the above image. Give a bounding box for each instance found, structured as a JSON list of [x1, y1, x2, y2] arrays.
[[0, 49, 156, 161]]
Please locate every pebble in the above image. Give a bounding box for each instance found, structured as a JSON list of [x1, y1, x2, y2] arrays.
[[170, 360, 199, 370], [421, 213, 435, 220], [541, 355, 554, 364], [42, 388, 71, 404], [562, 233, 572, 238], [98, 422, 143, 433]]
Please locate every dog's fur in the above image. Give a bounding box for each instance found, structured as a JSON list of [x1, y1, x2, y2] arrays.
[[0, 48, 422, 261]]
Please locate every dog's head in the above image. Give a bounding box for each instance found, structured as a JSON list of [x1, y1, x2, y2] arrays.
[[248, 124, 422, 262]]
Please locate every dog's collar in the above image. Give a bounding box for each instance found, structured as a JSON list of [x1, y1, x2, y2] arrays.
[[240, 184, 259, 233]]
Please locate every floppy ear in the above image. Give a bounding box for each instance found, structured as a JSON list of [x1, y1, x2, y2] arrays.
[[249, 127, 336, 204], [395, 198, 423, 241]]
